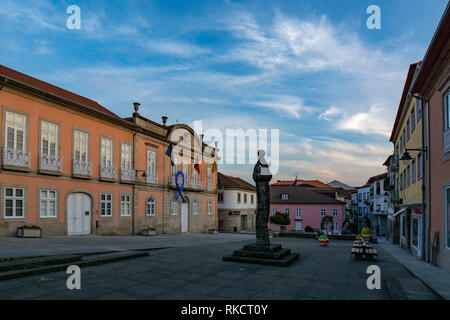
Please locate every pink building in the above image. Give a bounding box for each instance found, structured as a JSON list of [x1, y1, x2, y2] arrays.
[[411, 4, 450, 272], [269, 185, 345, 233]]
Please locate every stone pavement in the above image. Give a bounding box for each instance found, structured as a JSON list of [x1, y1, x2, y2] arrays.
[[378, 239, 450, 300], [0, 235, 441, 300]]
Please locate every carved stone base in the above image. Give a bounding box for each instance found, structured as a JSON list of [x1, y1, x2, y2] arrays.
[[223, 243, 299, 267]]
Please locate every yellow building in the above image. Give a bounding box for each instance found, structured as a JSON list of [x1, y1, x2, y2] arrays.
[[390, 61, 426, 258]]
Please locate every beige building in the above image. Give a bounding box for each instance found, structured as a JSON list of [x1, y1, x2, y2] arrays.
[[217, 172, 256, 232]]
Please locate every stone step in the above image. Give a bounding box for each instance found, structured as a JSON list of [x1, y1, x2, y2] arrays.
[[223, 252, 300, 267], [232, 248, 291, 260], [0, 255, 82, 273], [0, 251, 149, 281]]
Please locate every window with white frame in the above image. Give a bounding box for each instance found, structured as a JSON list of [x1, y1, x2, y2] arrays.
[[411, 159, 416, 184], [146, 197, 156, 216], [121, 143, 132, 170], [244, 194, 247, 203], [284, 208, 290, 215], [120, 194, 131, 216], [332, 208, 339, 217], [407, 119, 410, 141], [171, 201, 178, 215], [100, 193, 113, 216], [411, 106, 416, 133], [207, 200, 212, 214], [281, 193, 288, 200], [40, 190, 57, 218], [4, 187, 24, 218], [73, 130, 88, 162], [5, 112, 26, 151], [193, 200, 199, 214], [41, 121, 58, 157], [251, 194, 254, 204], [412, 217, 420, 249], [101, 137, 113, 167], [147, 149, 156, 175], [320, 209, 327, 217], [446, 91, 450, 130], [295, 208, 302, 219], [237, 193, 241, 203], [182, 162, 189, 178], [272, 207, 277, 215]]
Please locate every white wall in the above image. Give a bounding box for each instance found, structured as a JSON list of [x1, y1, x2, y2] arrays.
[[218, 189, 257, 210]]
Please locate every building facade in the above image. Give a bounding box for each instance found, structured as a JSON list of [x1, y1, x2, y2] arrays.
[[367, 173, 389, 236], [390, 61, 427, 259], [355, 185, 371, 233], [0, 65, 218, 237], [269, 185, 344, 233], [411, 4, 450, 272], [217, 172, 256, 232]]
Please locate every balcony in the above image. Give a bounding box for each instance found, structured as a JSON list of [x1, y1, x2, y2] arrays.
[[145, 172, 158, 184], [207, 182, 213, 191], [120, 167, 135, 182], [100, 164, 117, 180], [72, 159, 92, 177], [39, 154, 62, 174], [2, 148, 31, 169]]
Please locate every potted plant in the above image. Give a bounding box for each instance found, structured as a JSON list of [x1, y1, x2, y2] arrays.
[[16, 224, 42, 238], [142, 227, 157, 236]]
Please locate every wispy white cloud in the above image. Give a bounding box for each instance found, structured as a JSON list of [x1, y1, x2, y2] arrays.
[[248, 95, 316, 119]]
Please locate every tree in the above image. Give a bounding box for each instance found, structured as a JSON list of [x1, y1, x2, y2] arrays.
[[321, 215, 334, 234], [270, 212, 291, 232]]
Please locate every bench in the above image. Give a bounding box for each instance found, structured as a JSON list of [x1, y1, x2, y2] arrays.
[[351, 245, 377, 261]]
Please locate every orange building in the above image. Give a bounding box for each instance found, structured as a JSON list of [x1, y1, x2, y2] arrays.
[[0, 65, 217, 237]]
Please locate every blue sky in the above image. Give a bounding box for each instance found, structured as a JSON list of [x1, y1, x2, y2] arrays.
[[0, 0, 447, 186]]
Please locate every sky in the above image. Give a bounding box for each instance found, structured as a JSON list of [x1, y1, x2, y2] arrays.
[[0, 0, 447, 186]]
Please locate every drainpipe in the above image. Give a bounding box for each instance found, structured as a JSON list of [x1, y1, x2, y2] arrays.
[[132, 131, 137, 235]]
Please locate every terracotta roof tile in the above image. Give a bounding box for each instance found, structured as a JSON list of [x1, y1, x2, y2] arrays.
[[218, 172, 255, 191], [270, 185, 344, 205], [0, 65, 120, 119]]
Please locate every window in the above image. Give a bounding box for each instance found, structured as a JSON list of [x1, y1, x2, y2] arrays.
[[100, 137, 113, 167], [147, 149, 156, 175], [295, 208, 302, 219], [376, 181, 380, 195], [41, 121, 58, 157], [272, 208, 277, 215], [411, 159, 416, 184], [40, 190, 57, 218], [284, 208, 290, 215], [417, 153, 423, 179], [244, 194, 247, 204], [146, 197, 155, 216], [207, 200, 212, 214], [320, 209, 327, 217], [446, 187, 450, 249], [251, 195, 254, 204], [411, 106, 416, 133], [120, 195, 131, 216], [407, 165, 411, 186], [4, 187, 24, 218], [74, 130, 88, 162], [121, 144, 132, 170], [332, 209, 339, 217], [237, 193, 241, 203], [100, 193, 112, 216], [376, 205, 380, 212], [407, 119, 410, 141], [358, 194, 362, 202], [417, 99, 423, 121], [218, 193, 223, 203], [281, 193, 288, 200], [171, 201, 178, 215], [193, 200, 199, 215], [5, 112, 26, 151], [446, 91, 450, 130]]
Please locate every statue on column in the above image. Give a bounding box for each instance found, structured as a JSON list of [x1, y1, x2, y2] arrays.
[[253, 150, 272, 247]]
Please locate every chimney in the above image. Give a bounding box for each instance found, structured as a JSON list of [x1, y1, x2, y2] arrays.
[[162, 116, 168, 126], [133, 102, 140, 117]]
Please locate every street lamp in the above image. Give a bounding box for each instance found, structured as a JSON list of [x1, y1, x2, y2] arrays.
[[135, 169, 147, 178], [400, 148, 428, 162]]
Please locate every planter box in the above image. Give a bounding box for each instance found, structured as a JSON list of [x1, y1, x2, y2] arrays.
[[16, 227, 42, 238], [142, 229, 157, 236]]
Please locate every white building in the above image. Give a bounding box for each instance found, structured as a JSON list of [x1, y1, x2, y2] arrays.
[[355, 185, 371, 233], [367, 173, 389, 236], [217, 173, 256, 232]]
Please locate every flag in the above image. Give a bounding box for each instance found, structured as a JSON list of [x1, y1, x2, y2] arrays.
[[212, 159, 217, 173], [165, 143, 174, 166], [194, 163, 200, 175]]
